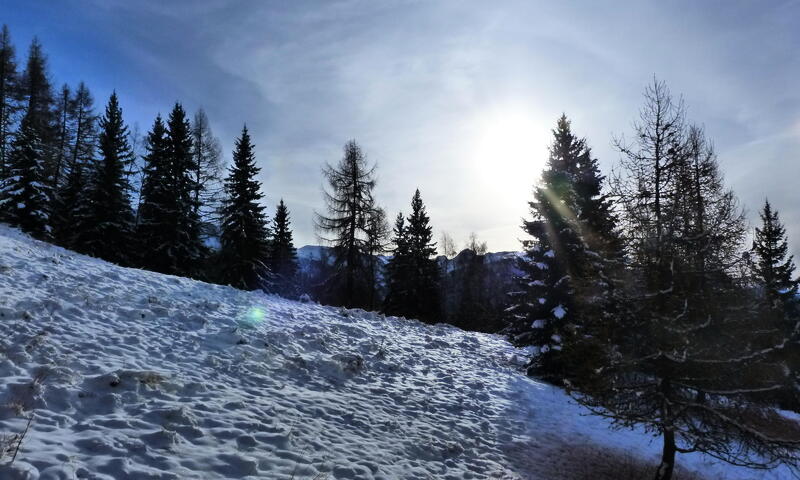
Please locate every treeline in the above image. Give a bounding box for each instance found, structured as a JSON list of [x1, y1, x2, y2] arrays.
[[0, 26, 299, 295], [0, 25, 473, 323], [507, 81, 800, 478]]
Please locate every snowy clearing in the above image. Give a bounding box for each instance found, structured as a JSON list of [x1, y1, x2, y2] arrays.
[[0, 225, 788, 479]]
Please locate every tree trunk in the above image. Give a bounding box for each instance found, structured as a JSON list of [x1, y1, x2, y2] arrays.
[[655, 429, 676, 480]]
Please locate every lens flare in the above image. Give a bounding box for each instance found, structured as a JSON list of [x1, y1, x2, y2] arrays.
[[239, 306, 266, 328]]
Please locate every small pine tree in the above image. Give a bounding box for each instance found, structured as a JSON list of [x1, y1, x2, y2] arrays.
[[74, 92, 135, 264], [383, 212, 410, 314], [269, 199, 299, 296], [384, 189, 440, 322], [752, 200, 799, 307], [0, 114, 52, 237], [219, 126, 271, 290]]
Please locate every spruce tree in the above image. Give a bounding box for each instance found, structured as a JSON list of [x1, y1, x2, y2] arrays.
[[0, 25, 20, 178], [268, 199, 299, 296], [18, 38, 55, 163], [505, 115, 595, 380], [1, 37, 55, 234], [136, 115, 173, 271], [166, 103, 204, 276], [383, 212, 410, 314], [219, 126, 271, 290], [315, 140, 377, 307], [752, 200, 799, 307], [0, 114, 52, 237], [384, 189, 440, 322], [76, 92, 134, 264]]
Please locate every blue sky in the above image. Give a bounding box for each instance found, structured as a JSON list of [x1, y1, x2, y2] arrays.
[[3, 0, 799, 254]]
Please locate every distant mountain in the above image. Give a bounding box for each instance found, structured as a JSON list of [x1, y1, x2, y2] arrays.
[[296, 245, 521, 333]]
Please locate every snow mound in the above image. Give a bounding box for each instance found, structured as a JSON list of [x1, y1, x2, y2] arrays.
[[0, 225, 785, 479]]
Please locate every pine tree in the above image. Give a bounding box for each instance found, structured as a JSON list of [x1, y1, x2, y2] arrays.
[[0, 25, 20, 178], [315, 140, 377, 307], [571, 80, 799, 480], [505, 115, 595, 380], [166, 103, 204, 276], [18, 38, 55, 164], [75, 92, 135, 264], [136, 114, 173, 271], [268, 199, 299, 297], [384, 189, 440, 322], [383, 212, 410, 314], [0, 114, 52, 237], [52, 82, 96, 247], [219, 126, 271, 290], [752, 200, 799, 307]]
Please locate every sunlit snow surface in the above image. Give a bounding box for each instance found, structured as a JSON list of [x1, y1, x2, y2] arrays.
[[0, 225, 788, 479]]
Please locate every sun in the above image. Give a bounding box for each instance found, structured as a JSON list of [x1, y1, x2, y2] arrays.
[[472, 107, 549, 192]]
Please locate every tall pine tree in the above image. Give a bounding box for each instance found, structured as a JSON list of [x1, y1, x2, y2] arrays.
[[506, 115, 614, 380], [136, 114, 173, 271], [315, 140, 377, 307], [219, 126, 271, 290], [75, 92, 134, 264], [166, 103, 204, 276], [0, 25, 20, 178], [383, 189, 440, 322], [18, 38, 55, 170]]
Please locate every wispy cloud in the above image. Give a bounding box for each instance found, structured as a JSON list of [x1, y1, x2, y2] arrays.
[[5, 0, 800, 254]]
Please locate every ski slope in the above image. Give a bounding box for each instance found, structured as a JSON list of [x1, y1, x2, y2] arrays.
[[0, 225, 787, 479]]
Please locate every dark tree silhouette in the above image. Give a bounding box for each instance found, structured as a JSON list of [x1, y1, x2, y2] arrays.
[[74, 92, 135, 264], [269, 199, 299, 296], [315, 140, 376, 307], [218, 126, 271, 290], [384, 189, 440, 322]]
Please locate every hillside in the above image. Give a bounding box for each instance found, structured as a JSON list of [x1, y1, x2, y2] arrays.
[[0, 225, 786, 479]]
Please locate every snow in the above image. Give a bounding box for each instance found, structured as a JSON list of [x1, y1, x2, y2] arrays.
[[0, 224, 789, 479], [552, 305, 566, 319]]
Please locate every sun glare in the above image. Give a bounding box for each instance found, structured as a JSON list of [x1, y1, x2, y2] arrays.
[[472, 108, 549, 204]]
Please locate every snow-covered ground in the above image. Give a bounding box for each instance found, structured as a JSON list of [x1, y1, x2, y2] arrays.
[[0, 225, 789, 479]]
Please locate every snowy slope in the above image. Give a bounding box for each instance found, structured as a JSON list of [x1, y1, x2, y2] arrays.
[[0, 225, 788, 479]]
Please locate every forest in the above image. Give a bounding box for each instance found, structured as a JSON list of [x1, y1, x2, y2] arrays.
[[2, 24, 800, 479]]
